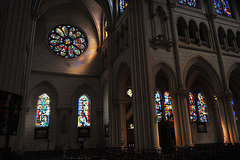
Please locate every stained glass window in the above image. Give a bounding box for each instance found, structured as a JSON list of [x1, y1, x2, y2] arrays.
[[36, 93, 50, 127], [231, 98, 238, 121], [189, 92, 197, 122], [155, 90, 162, 122], [48, 25, 87, 59], [78, 95, 90, 127], [164, 92, 173, 122], [119, 0, 128, 14], [127, 89, 133, 97], [178, 0, 198, 7], [214, 0, 232, 17], [104, 18, 108, 39], [197, 92, 208, 122]]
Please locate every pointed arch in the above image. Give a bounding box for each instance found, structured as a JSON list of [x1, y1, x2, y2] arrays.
[[177, 17, 188, 43], [218, 27, 227, 50], [152, 62, 177, 91], [116, 62, 131, 99], [188, 20, 198, 42], [183, 56, 223, 94]]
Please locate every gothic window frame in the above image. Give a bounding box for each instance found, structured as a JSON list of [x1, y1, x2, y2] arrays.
[[227, 29, 237, 52], [199, 23, 211, 48], [188, 20, 200, 45], [177, 17, 188, 43], [188, 91, 209, 123], [77, 94, 91, 138], [103, 16, 108, 40], [35, 93, 51, 139], [177, 0, 200, 8], [236, 32, 240, 51], [47, 24, 88, 59], [119, 0, 128, 15], [155, 90, 174, 123], [214, 0, 233, 17], [218, 27, 227, 50]]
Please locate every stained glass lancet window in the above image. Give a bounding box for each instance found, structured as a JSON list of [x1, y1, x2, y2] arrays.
[[36, 93, 50, 127], [178, 0, 198, 7], [155, 90, 162, 122], [231, 98, 238, 121], [164, 92, 173, 122], [197, 92, 208, 122], [119, 0, 128, 14], [214, 0, 232, 17], [189, 92, 197, 122], [78, 95, 90, 127], [48, 25, 87, 59]]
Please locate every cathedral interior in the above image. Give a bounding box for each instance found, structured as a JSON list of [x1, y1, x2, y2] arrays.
[[1, 0, 240, 159]]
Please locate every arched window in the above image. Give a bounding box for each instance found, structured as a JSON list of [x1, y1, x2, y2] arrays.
[[119, 0, 128, 15], [214, 0, 232, 17], [236, 32, 240, 50], [189, 92, 197, 122], [189, 20, 199, 45], [155, 90, 162, 122], [231, 98, 238, 121], [104, 16, 108, 40], [48, 25, 88, 59], [155, 90, 173, 122], [197, 92, 208, 122], [188, 92, 208, 122], [227, 30, 236, 52], [177, 18, 187, 43], [164, 91, 173, 122], [178, 0, 198, 7], [36, 93, 51, 127], [78, 94, 90, 127], [218, 28, 226, 50], [199, 23, 210, 47]]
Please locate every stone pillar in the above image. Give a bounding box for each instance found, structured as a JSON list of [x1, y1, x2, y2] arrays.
[[128, 0, 158, 150], [0, 0, 35, 153], [206, 0, 238, 144], [215, 94, 230, 143], [119, 102, 127, 148], [0, 0, 32, 94], [223, 92, 239, 143], [171, 92, 182, 147], [178, 89, 193, 146]]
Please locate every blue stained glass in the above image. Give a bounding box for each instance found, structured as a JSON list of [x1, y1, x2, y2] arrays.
[[120, 0, 128, 14], [231, 98, 238, 121], [155, 90, 162, 122], [48, 25, 87, 59], [197, 92, 208, 122], [189, 92, 198, 122], [164, 92, 173, 122], [78, 95, 90, 127], [178, 0, 198, 7], [36, 93, 50, 127], [214, 0, 232, 17]]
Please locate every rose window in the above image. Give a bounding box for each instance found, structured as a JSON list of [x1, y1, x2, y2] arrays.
[[48, 25, 87, 59]]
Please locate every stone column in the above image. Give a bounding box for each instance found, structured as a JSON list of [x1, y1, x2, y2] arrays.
[[128, 0, 158, 150], [119, 102, 127, 148], [0, 0, 35, 153], [215, 94, 230, 143], [178, 89, 193, 146], [223, 92, 239, 143], [171, 92, 182, 147], [206, 0, 238, 144]]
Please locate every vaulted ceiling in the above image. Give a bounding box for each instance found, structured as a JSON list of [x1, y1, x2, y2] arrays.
[[33, 0, 112, 44]]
